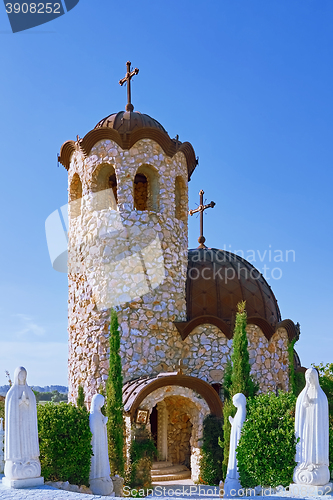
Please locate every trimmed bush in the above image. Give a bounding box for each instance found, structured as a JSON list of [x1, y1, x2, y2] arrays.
[[37, 402, 92, 486], [129, 429, 157, 488], [237, 392, 297, 488], [198, 415, 223, 485]]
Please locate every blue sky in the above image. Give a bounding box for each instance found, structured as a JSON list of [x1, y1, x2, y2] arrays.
[[0, 0, 332, 386]]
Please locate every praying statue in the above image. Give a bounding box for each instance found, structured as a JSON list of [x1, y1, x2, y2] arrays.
[[89, 393, 114, 496], [223, 393, 247, 497], [2, 366, 43, 488], [293, 367, 330, 486]]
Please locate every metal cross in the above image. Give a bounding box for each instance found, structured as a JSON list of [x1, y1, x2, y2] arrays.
[[119, 61, 139, 112], [189, 190, 215, 248]]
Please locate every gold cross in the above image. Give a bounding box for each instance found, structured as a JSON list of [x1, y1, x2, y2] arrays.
[[119, 61, 139, 112], [189, 190, 215, 248]]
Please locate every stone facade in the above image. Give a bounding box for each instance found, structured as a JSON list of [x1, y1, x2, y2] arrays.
[[67, 137, 291, 404], [65, 129, 292, 483]]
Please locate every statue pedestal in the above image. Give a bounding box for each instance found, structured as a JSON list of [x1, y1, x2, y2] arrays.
[[289, 482, 333, 496], [2, 476, 44, 489], [90, 477, 115, 496], [223, 477, 242, 498]]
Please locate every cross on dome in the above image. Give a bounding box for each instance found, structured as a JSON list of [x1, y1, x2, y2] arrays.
[[189, 190, 216, 248], [119, 61, 139, 112]]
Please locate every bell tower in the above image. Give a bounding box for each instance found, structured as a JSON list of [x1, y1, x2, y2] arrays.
[[59, 62, 197, 403]]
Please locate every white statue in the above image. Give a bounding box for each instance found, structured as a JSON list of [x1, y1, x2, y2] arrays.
[[224, 393, 247, 497], [0, 417, 4, 473], [293, 367, 330, 486], [2, 366, 43, 488], [89, 393, 114, 496]]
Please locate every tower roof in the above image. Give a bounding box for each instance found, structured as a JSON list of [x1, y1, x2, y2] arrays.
[[95, 110, 168, 134]]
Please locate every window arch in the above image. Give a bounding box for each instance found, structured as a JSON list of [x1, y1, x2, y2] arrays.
[[133, 164, 159, 211], [92, 163, 117, 211], [175, 175, 187, 221], [69, 173, 82, 218]]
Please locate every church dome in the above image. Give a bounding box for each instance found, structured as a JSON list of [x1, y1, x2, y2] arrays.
[[95, 111, 168, 135], [175, 248, 283, 340]]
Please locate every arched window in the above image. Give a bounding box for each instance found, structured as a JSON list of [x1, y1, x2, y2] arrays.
[[175, 176, 187, 221], [69, 173, 82, 218], [92, 164, 117, 211], [134, 164, 159, 211]]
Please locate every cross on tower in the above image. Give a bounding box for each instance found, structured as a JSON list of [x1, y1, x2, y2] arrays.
[[189, 190, 216, 248], [119, 61, 139, 112]]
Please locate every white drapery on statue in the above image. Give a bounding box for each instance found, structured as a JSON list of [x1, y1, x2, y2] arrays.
[[89, 393, 114, 496], [2, 366, 43, 488], [293, 367, 330, 486], [223, 393, 247, 497]]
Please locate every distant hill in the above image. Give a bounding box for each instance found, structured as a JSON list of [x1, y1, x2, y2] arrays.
[[0, 385, 68, 396]]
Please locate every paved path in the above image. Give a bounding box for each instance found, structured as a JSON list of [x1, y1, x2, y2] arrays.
[[1, 477, 333, 500]]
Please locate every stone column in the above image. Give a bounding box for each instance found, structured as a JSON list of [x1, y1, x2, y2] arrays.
[[157, 401, 168, 461]]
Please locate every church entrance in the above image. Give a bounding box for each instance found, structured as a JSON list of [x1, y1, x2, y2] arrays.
[[123, 373, 222, 482]]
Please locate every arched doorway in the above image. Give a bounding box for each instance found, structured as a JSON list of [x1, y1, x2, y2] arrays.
[[123, 375, 223, 482]]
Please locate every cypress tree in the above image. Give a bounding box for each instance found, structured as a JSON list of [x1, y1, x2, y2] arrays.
[[222, 301, 257, 479], [106, 308, 125, 476], [77, 385, 86, 409]]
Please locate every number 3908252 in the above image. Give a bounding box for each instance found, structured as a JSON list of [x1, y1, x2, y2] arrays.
[[5, 3, 61, 13]]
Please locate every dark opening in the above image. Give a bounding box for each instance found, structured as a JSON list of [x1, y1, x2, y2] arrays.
[[150, 405, 158, 447], [134, 173, 148, 210], [109, 173, 118, 203]]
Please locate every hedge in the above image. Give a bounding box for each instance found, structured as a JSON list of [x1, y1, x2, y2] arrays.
[[237, 392, 297, 488], [37, 402, 92, 486]]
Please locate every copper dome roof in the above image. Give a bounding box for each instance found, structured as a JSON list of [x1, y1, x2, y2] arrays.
[[173, 248, 298, 341], [95, 110, 168, 135]]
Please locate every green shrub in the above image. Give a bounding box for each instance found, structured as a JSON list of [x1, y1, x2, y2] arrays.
[[329, 415, 333, 478], [0, 399, 4, 424], [129, 430, 157, 488], [37, 402, 92, 486], [198, 415, 223, 485], [237, 392, 297, 488]]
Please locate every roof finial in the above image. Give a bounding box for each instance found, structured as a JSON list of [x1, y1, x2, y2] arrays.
[[189, 190, 216, 248], [119, 61, 139, 112]]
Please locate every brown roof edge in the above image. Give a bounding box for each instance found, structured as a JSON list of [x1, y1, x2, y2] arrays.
[[174, 315, 232, 340], [58, 128, 197, 180], [276, 319, 300, 342]]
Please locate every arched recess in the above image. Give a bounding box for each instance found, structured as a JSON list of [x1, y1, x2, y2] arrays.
[[133, 164, 159, 211], [91, 163, 117, 211], [175, 175, 187, 221], [69, 173, 82, 218]]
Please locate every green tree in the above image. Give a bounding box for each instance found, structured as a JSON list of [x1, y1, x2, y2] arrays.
[[106, 308, 125, 476], [222, 301, 257, 479], [77, 385, 86, 409]]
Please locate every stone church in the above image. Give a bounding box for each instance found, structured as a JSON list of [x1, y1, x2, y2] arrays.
[[58, 63, 300, 481]]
